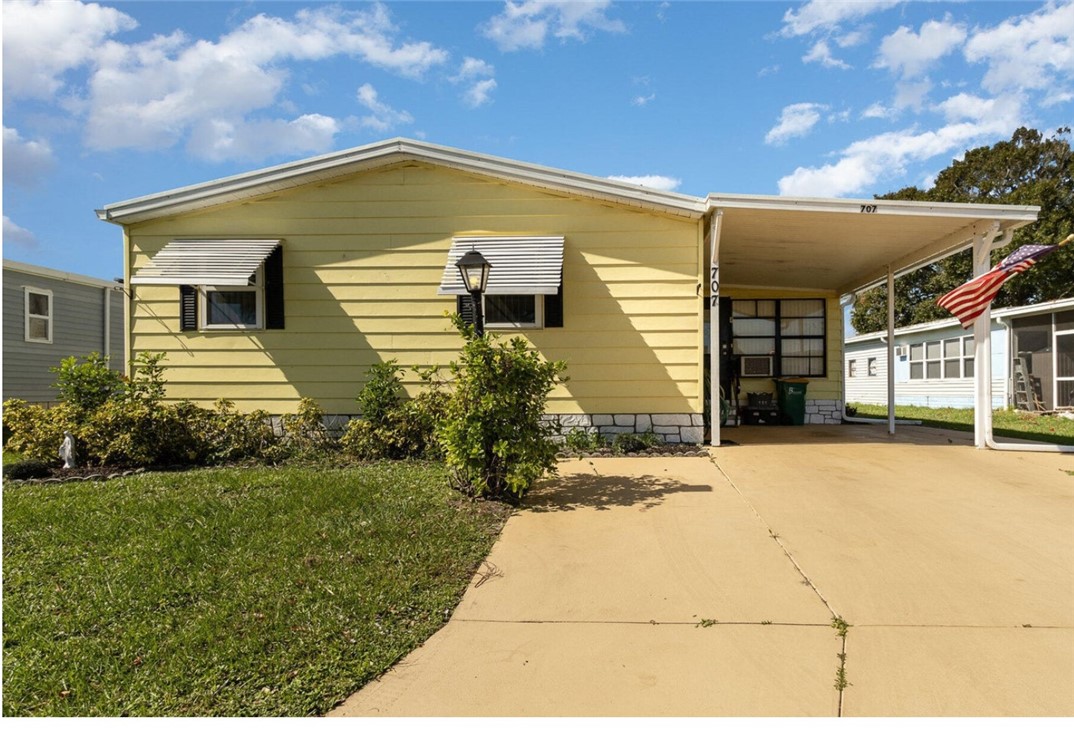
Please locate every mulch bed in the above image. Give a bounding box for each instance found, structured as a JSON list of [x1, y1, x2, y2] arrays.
[[557, 443, 710, 459]]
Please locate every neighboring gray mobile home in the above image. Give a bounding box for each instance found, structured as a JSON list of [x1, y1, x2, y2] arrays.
[[3, 260, 125, 403], [845, 298, 1074, 411]]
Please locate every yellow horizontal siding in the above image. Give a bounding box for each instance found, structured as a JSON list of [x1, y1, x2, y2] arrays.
[[128, 162, 703, 414]]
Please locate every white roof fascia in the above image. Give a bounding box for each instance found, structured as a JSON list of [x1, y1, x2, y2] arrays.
[[705, 193, 1040, 221], [3, 259, 121, 289], [847, 297, 1074, 343], [98, 138, 708, 224]]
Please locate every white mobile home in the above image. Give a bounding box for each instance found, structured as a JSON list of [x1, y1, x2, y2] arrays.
[[846, 298, 1074, 411]]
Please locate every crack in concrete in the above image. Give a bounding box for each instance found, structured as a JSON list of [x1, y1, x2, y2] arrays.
[[710, 456, 850, 717]]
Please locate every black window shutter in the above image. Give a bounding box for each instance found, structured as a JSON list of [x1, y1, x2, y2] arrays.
[[179, 285, 198, 331], [264, 246, 285, 330], [544, 285, 564, 328], [456, 294, 474, 322]]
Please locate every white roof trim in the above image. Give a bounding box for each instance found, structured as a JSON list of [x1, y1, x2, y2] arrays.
[[706, 193, 1039, 221], [98, 138, 708, 224], [438, 236, 564, 296], [129, 239, 280, 287], [3, 259, 121, 289]]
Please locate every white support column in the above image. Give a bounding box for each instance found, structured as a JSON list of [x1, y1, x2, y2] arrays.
[[886, 265, 896, 435], [971, 225, 997, 449], [709, 210, 723, 447]]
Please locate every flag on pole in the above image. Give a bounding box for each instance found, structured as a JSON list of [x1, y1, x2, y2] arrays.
[[937, 234, 1072, 329]]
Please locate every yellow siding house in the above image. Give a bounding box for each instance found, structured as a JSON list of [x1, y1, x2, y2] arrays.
[[98, 139, 1038, 445]]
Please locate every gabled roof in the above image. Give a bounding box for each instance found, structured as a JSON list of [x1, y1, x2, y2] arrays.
[[3, 259, 121, 289], [96, 138, 709, 225]]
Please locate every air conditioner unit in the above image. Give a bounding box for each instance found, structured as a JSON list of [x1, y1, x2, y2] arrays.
[[894, 345, 909, 358], [740, 355, 774, 377]]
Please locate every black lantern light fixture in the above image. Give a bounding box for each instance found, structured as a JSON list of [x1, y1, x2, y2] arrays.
[[456, 249, 492, 337]]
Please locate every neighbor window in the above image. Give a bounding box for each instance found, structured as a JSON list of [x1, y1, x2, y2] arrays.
[[867, 357, 877, 377], [199, 265, 264, 330], [732, 298, 826, 377], [909, 336, 974, 380], [848, 360, 857, 378], [24, 287, 52, 343]]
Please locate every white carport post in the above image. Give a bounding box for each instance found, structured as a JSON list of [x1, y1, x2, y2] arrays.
[[709, 210, 723, 447], [972, 225, 999, 449], [886, 265, 896, 435]]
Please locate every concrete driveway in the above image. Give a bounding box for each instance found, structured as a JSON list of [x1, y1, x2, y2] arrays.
[[330, 424, 1074, 716]]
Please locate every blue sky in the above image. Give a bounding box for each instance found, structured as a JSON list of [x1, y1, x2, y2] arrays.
[[3, 0, 1073, 281]]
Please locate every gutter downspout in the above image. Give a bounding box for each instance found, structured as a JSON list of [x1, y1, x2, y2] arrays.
[[709, 210, 723, 447]]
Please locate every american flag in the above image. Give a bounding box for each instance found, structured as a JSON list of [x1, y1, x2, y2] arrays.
[[937, 238, 1069, 328]]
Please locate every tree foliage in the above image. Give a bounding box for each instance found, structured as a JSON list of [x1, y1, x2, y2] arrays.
[[851, 127, 1074, 333]]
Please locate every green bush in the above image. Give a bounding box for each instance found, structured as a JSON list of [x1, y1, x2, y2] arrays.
[[1, 400, 77, 464], [50, 352, 126, 414], [341, 364, 448, 460], [280, 398, 334, 458], [564, 428, 607, 453], [2, 458, 52, 480], [612, 431, 663, 454], [438, 316, 566, 501], [202, 400, 280, 464]]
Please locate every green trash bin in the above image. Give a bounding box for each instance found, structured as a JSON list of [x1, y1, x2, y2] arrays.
[[775, 378, 809, 425]]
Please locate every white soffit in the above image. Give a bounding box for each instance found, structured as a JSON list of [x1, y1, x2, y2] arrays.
[[438, 236, 564, 295], [129, 239, 280, 287], [706, 196, 1039, 295]]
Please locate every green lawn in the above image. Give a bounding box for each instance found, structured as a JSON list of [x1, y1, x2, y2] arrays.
[[3, 463, 509, 716], [848, 403, 1074, 446]]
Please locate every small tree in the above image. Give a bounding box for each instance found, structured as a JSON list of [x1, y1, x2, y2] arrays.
[[50, 352, 125, 414], [438, 316, 567, 501]]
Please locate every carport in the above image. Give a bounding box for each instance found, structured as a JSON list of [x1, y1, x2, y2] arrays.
[[701, 194, 1044, 449]]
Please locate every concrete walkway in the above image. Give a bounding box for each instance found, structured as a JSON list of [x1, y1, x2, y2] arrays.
[[330, 425, 1074, 716]]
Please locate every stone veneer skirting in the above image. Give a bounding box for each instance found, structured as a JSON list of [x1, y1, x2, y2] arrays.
[[271, 400, 843, 443], [542, 413, 706, 445]]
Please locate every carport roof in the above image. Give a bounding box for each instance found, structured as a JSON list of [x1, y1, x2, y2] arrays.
[[707, 194, 1039, 295], [96, 138, 1039, 297]]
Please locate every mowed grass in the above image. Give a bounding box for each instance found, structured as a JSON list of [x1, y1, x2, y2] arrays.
[[849, 403, 1074, 445], [3, 463, 509, 716]]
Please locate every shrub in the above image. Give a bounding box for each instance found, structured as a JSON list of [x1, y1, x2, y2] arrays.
[[564, 428, 606, 453], [438, 316, 567, 501], [2, 458, 52, 481], [202, 400, 280, 464], [1, 400, 78, 464], [50, 352, 126, 413], [341, 364, 448, 460], [280, 398, 334, 458], [612, 431, 663, 454]]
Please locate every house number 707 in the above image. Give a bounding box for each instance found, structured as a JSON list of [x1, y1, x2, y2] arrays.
[[860, 204, 878, 213]]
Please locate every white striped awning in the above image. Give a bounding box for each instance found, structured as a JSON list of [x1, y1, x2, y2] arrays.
[[129, 239, 281, 286], [438, 236, 564, 295]]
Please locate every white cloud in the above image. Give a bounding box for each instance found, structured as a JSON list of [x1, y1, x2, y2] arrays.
[[803, 40, 850, 69], [2, 0, 137, 100], [893, 79, 934, 111], [482, 0, 625, 52], [875, 17, 967, 78], [355, 83, 414, 131], [3, 216, 39, 249], [964, 1, 1074, 94], [452, 57, 497, 108], [187, 113, 340, 162], [781, 0, 901, 37], [463, 79, 498, 108], [606, 174, 681, 192], [777, 96, 1024, 197], [765, 102, 828, 145], [77, 3, 445, 158], [3, 127, 56, 186], [632, 93, 656, 107], [861, 102, 894, 120]]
